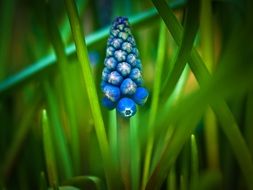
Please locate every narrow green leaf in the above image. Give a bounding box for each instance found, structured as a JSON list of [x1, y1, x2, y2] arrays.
[[190, 134, 199, 190], [40, 171, 48, 190], [159, 0, 200, 100], [3, 96, 39, 178], [146, 90, 207, 190], [200, 0, 219, 170], [43, 79, 73, 180], [167, 166, 176, 190], [142, 21, 167, 190], [41, 109, 58, 187], [46, 2, 79, 175], [63, 0, 113, 188], [180, 175, 186, 190], [153, 0, 253, 189]]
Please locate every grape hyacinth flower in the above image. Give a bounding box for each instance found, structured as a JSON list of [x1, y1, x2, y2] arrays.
[[101, 17, 149, 118]]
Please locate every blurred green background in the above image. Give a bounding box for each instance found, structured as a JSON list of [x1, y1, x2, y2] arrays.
[[0, 0, 253, 189]]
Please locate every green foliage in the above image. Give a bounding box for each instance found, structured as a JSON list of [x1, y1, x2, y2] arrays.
[[0, 0, 253, 189]]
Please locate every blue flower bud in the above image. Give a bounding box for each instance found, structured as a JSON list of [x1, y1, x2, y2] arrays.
[[114, 50, 127, 62], [100, 80, 107, 91], [124, 27, 131, 34], [102, 67, 111, 81], [122, 42, 132, 53], [120, 78, 137, 95], [117, 24, 125, 31], [111, 29, 120, 37], [132, 87, 149, 106], [116, 97, 137, 118], [108, 71, 123, 85], [106, 46, 115, 57], [127, 53, 137, 67], [104, 57, 117, 70], [129, 68, 143, 86], [102, 97, 116, 110], [111, 38, 123, 49], [117, 62, 131, 77], [127, 36, 136, 46], [102, 84, 121, 102], [131, 47, 139, 57], [118, 31, 129, 40], [135, 59, 143, 70]]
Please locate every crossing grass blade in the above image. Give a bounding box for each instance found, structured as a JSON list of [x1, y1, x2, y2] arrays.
[[200, 0, 219, 170], [152, 0, 253, 189], [160, 0, 200, 100]]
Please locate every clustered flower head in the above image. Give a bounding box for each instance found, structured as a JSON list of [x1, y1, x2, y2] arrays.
[[101, 17, 149, 118]]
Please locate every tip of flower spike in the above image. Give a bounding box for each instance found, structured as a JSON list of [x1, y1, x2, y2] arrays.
[[117, 97, 136, 118], [132, 87, 149, 106], [113, 17, 129, 25]]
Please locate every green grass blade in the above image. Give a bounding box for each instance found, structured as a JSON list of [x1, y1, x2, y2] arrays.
[[167, 166, 176, 190], [200, 0, 219, 170], [43, 79, 73, 180], [3, 96, 40, 178], [190, 134, 199, 190], [180, 175, 186, 190], [41, 109, 58, 188], [146, 91, 207, 189], [211, 100, 253, 190], [153, 0, 253, 189], [64, 0, 113, 188], [142, 21, 166, 190], [46, 2, 79, 175], [40, 171, 48, 190], [157, 0, 200, 100]]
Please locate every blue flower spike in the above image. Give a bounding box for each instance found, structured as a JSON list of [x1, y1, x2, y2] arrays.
[[101, 16, 149, 118]]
